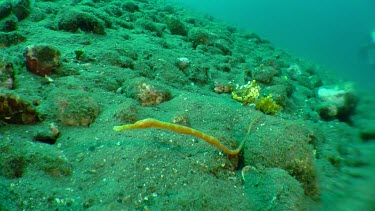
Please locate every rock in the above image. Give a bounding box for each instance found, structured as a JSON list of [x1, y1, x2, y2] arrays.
[[172, 112, 191, 127], [25, 45, 61, 76], [262, 85, 288, 107], [359, 126, 375, 141], [272, 77, 294, 96], [215, 63, 231, 72], [185, 64, 210, 86], [317, 83, 357, 121], [175, 57, 189, 70], [0, 92, 39, 124], [242, 166, 309, 210], [287, 63, 302, 80], [114, 100, 138, 123], [0, 16, 18, 32], [57, 8, 106, 35], [33, 123, 60, 145], [0, 0, 12, 21], [188, 28, 211, 49], [244, 118, 318, 196], [167, 17, 188, 36], [214, 81, 234, 94], [122, 2, 139, 13], [126, 79, 171, 106], [252, 64, 279, 84], [12, 0, 31, 21], [138, 19, 163, 37], [0, 59, 15, 89], [152, 58, 189, 86], [298, 75, 322, 89], [54, 92, 100, 126], [0, 32, 26, 47], [213, 39, 232, 55], [0, 137, 72, 179], [0, 154, 25, 179]]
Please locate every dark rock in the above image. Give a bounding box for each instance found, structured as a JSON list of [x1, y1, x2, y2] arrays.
[[0, 156, 25, 178], [0, 16, 18, 32], [122, 2, 139, 13], [33, 123, 60, 145], [0, 0, 12, 21], [244, 119, 318, 196], [360, 128, 375, 141], [252, 65, 279, 84], [298, 75, 322, 89], [167, 17, 188, 36], [272, 77, 294, 96], [111, 55, 134, 69], [262, 85, 288, 107], [0, 92, 39, 124], [0, 32, 26, 47], [188, 28, 211, 49], [139, 19, 163, 37], [12, 0, 31, 21], [215, 63, 231, 72], [186, 64, 210, 86], [242, 166, 308, 210], [214, 39, 232, 55], [58, 9, 106, 34], [0, 59, 15, 89]]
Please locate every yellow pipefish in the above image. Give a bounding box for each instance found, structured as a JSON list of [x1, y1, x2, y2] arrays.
[[114, 117, 260, 156]]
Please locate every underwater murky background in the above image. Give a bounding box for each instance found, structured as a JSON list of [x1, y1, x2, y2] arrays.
[[172, 0, 375, 88]]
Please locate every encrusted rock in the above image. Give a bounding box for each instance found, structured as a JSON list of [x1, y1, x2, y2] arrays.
[[214, 81, 234, 94], [25, 45, 61, 76], [172, 113, 191, 127], [131, 82, 171, 106]]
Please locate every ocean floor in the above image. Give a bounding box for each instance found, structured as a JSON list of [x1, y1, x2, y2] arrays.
[[0, 0, 374, 210]]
